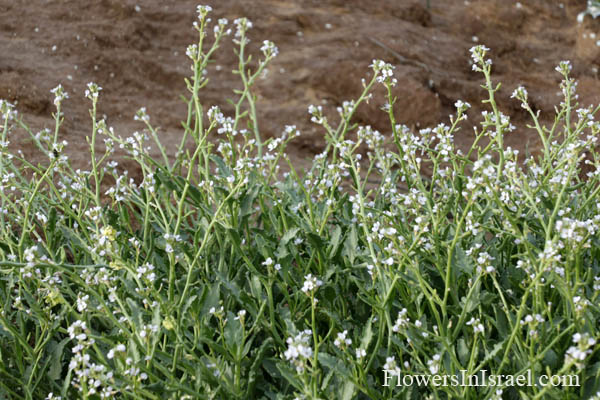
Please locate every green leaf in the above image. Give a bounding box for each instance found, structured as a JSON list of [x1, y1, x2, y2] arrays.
[[479, 291, 496, 306], [249, 274, 263, 300], [48, 338, 70, 381], [182, 295, 198, 319], [210, 155, 231, 178], [319, 352, 350, 389], [319, 352, 340, 371], [457, 338, 469, 366], [255, 233, 273, 259], [217, 273, 241, 303], [240, 183, 260, 217], [126, 298, 142, 327], [360, 317, 374, 351], [341, 381, 356, 400], [482, 340, 505, 365], [246, 337, 274, 398], [343, 225, 358, 264], [493, 305, 509, 338], [454, 245, 473, 276], [201, 283, 221, 317], [280, 227, 300, 247], [460, 279, 480, 314], [275, 362, 304, 392], [155, 168, 180, 192], [328, 225, 342, 258], [47, 206, 57, 235], [543, 349, 559, 369], [276, 227, 299, 259], [306, 232, 325, 256], [224, 311, 243, 358]]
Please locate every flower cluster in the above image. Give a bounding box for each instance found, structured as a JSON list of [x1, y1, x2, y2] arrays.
[[284, 330, 313, 373], [466, 317, 484, 335], [427, 354, 442, 374], [262, 257, 281, 272], [85, 82, 102, 101], [107, 343, 126, 360], [233, 17, 252, 45], [370, 59, 397, 86], [469, 45, 492, 71], [260, 40, 279, 58], [520, 314, 544, 338], [510, 85, 529, 109], [392, 308, 410, 333], [50, 84, 69, 108], [564, 332, 597, 369], [383, 356, 401, 376], [163, 233, 182, 254], [67, 320, 117, 398], [0, 99, 17, 121], [555, 217, 597, 247], [333, 330, 352, 349], [301, 274, 323, 295], [136, 262, 157, 282]]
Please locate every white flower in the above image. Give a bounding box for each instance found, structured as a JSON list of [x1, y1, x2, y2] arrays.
[[76, 295, 89, 312], [427, 354, 441, 374], [235, 310, 247, 321], [301, 274, 323, 294], [383, 356, 401, 376], [50, 84, 69, 107], [233, 17, 253, 39], [521, 314, 533, 325], [466, 317, 484, 334], [196, 5, 212, 19], [284, 330, 313, 372], [334, 330, 352, 348], [262, 257, 273, 267], [511, 86, 529, 108], [134, 107, 150, 123], [260, 40, 279, 58], [555, 60, 572, 75], [454, 99, 471, 111], [107, 343, 126, 360], [24, 245, 38, 267], [564, 332, 596, 368], [392, 308, 410, 332], [85, 82, 102, 100], [370, 59, 397, 86]]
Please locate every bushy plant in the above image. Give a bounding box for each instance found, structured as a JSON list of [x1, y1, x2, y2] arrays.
[[0, 5, 599, 400]]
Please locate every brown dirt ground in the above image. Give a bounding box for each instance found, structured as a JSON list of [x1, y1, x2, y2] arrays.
[[1, 0, 598, 179]]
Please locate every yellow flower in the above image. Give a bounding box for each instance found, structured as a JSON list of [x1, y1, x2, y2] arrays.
[[45, 288, 63, 307], [163, 316, 176, 331], [101, 225, 117, 242], [109, 260, 126, 270]]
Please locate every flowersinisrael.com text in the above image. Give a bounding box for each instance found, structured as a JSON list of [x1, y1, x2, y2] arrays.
[[382, 369, 580, 388]]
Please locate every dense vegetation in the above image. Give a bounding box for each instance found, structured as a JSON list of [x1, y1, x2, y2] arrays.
[[0, 6, 599, 399]]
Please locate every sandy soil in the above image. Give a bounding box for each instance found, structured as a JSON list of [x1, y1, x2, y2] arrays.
[[1, 0, 598, 177]]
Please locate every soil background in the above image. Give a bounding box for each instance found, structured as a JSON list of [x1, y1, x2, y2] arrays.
[[1, 0, 599, 178]]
